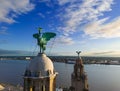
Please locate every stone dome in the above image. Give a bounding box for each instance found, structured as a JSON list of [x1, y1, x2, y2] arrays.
[[27, 53, 54, 77]]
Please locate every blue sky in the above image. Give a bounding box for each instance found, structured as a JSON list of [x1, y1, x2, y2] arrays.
[[0, 0, 120, 57]]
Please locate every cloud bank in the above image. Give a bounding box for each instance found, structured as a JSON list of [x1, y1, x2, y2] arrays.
[[55, 36, 74, 45], [57, 0, 114, 35], [0, 0, 34, 24], [52, 0, 120, 43], [84, 17, 120, 38]]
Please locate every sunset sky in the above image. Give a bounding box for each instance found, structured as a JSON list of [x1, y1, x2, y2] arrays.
[[0, 0, 120, 57]]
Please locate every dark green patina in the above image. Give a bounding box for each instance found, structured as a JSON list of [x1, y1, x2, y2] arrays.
[[33, 27, 56, 53]]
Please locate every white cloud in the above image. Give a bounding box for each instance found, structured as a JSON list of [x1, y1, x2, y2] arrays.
[[57, 0, 114, 37], [0, 0, 34, 24], [84, 17, 120, 38], [38, 13, 45, 18], [55, 36, 74, 45], [57, 0, 75, 5]]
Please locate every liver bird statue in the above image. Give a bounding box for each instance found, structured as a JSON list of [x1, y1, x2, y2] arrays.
[[33, 27, 56, 53]]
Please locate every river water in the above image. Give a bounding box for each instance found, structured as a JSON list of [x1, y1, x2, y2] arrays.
[[0, 60, 120, 91]]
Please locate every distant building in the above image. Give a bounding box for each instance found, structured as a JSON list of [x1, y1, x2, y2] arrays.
[[71, 51, 89, 91], [25, 57, 31, 60], [23, 53, 58, 91]]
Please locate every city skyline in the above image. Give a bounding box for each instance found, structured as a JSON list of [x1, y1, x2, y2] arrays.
[[0, 0, 120, 57]]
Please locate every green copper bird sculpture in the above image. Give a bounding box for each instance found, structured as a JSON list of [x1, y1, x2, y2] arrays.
[[33, 27, 56, 53]]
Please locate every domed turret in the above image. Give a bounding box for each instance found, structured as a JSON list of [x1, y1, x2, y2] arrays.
[[23, 28, 57, 91], [27, 53, 54, 77]]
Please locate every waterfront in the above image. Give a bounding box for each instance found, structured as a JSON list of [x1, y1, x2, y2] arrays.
[[1, 56, 120, 65], [0, 60, 120, 91]]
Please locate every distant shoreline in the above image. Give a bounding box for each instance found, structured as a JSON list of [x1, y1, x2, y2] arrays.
[[0, 59, 120, 65], [0, 55, 120, 66]]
